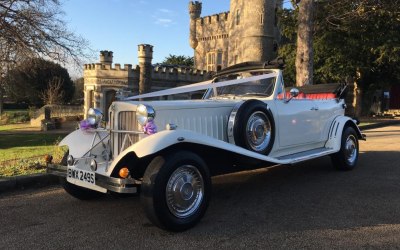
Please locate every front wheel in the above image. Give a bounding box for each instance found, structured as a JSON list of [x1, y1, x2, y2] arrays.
[[331, 126, 359, 171], [141, 151, 211, 231]]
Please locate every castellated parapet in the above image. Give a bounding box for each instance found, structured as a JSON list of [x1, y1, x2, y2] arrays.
[[100, 50, 113, 65], [138, 44, 153, 64], [197, 12, 230, 26]]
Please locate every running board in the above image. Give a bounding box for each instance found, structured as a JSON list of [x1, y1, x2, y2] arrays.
[[275, 147, 336, 164]]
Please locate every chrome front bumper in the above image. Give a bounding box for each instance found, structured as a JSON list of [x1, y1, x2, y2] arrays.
[[47, 164, 139, 194]]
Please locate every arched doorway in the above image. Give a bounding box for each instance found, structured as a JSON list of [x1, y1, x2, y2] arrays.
[[104, 89, 116, 121]]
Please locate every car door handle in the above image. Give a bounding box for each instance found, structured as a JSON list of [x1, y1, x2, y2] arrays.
[[310, 106, 319, 111]]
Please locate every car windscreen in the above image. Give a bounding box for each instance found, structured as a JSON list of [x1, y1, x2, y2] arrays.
[[212, 71, 276, 98]]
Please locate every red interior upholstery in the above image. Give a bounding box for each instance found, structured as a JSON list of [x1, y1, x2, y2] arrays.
[[277, 92, 336, 100], [306, 93, 336, 99]]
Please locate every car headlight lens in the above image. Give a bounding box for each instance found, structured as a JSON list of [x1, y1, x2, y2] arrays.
[[136, 104, 156, 126], [87, 108, 103, 128]]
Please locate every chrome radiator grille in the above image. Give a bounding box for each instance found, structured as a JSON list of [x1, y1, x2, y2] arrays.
[[117, 111, 139, 154]]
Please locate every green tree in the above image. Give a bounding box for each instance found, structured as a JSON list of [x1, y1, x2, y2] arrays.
[[161, 54, 194, 67], [72, 77, 84, 104], [5, 58, 74, 106], [279, 0, 400, 115], [0, 0, 91, 114]]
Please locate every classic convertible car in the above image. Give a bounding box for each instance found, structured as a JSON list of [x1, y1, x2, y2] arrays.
[[47, 61, 365, 231]]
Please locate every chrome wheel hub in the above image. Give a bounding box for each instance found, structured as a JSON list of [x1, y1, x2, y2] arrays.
[[345, 135, 357, 165], [166, 165, 204, 218], [246, 111, 271, 152]]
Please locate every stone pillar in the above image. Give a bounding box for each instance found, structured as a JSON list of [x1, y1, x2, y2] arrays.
[[138, 44, 153, 95], [100, 51, 113, 65], [189, 1, 202, 50]]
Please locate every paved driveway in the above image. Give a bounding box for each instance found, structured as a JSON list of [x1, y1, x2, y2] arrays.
[[1, 125, 400, 249]]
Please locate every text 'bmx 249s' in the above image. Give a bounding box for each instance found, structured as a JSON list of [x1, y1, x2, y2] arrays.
[[47, 60, 365, 231]]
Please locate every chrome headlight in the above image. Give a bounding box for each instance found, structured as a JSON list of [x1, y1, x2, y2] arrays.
[[87, 108, 103, 128], [136, 104, 156, 125]]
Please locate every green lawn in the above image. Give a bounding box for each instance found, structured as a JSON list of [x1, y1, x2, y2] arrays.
[[0, 125, 67, 177], [0, 123, 37, 131]]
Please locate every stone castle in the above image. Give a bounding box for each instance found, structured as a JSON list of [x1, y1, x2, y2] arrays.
[[83, 1, 282, 117], [190, 0, 283, 71]]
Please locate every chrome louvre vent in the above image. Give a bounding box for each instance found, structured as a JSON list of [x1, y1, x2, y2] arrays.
[[118, 111, 139, 153]]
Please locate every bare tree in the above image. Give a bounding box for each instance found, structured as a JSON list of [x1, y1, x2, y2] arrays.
[[41, 77, 64, 105], [0, 0, 91, 114], [295, 0, 314, 86]]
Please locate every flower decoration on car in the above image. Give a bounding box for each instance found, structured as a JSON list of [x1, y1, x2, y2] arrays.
[[143, 120, 157, 135], [79, 119, 94, 130]]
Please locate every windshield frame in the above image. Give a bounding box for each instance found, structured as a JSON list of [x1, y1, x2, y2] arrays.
[[203, 69, 279, 100]]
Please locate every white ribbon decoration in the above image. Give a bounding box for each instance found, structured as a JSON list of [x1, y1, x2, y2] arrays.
[[124, 72, 278, 101]]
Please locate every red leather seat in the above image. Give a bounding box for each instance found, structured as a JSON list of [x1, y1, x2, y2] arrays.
[[306, 93, 336, 99]]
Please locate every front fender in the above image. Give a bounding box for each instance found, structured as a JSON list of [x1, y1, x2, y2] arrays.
[[59, 129, 109, 157], [325, 116, 364, 151]]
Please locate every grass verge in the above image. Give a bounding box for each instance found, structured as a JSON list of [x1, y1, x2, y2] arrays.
[[0, 127, 67, 177]]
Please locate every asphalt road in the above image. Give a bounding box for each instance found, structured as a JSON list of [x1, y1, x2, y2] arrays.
[[1, 125, 400, 249]]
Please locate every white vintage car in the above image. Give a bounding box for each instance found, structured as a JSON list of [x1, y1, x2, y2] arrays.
[[47, 61, 365, 231]]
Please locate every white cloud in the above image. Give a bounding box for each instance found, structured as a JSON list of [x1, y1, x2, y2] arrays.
[[152, 8, 175, 27], [158, 8, 172, 13], [155, 18, 174, 27]]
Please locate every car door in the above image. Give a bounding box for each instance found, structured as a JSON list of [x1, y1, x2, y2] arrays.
[[274, 98, 322, 147]]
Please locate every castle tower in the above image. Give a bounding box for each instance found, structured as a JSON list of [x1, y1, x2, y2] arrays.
[[228, 0, 280, 65], [189, 1, 202, 50], [100, 50, 113, 65], [138, 44, 153, 95]]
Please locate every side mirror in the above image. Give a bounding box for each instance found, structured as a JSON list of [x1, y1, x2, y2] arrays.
[[290, 88, 299, 97], [285, 88, 300, 103]]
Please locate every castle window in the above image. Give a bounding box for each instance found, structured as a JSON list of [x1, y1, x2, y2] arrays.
[[260, 13, 264, 24], [207, 51, 223, 72], [88, 90, 94, 109], [236, 9, 240, 25], [217, 52, 223, 67], [207, 52, 215, 72]]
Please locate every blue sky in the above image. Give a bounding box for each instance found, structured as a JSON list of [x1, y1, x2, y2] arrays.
[[63, 0, 231, 68]]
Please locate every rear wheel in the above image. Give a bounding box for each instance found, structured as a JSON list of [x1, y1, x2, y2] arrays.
[[331, 126, 359, 171], [141, 151, 211, 231]]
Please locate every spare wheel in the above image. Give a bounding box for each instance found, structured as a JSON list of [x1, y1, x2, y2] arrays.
[[228, 99, 275, 155]]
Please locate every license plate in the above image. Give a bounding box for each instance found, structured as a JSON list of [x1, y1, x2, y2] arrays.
[[67, 167, 95, 185]]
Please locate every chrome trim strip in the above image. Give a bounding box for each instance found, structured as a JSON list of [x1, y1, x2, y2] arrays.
[[46, 164, 139, 194], [111, 130, 144, 134], [276, 147, 336, 163], [227, 101, 244, 145]]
